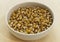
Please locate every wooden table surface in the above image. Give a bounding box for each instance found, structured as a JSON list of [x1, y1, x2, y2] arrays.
[[0, 0, 60, 42]]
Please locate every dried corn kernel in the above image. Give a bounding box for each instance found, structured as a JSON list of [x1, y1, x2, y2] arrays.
[[8, 6, 53, 34]]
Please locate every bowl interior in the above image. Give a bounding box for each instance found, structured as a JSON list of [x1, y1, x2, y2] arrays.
[[7, 2, 54, 35]]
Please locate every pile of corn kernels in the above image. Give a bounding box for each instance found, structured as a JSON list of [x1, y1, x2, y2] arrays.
[[8, 6, 53, 34]]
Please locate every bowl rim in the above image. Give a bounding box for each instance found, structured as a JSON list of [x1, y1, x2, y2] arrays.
[[6, 2, 54, 36]]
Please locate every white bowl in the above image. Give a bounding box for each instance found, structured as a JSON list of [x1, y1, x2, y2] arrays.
[[6, 2, 54, 40]]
